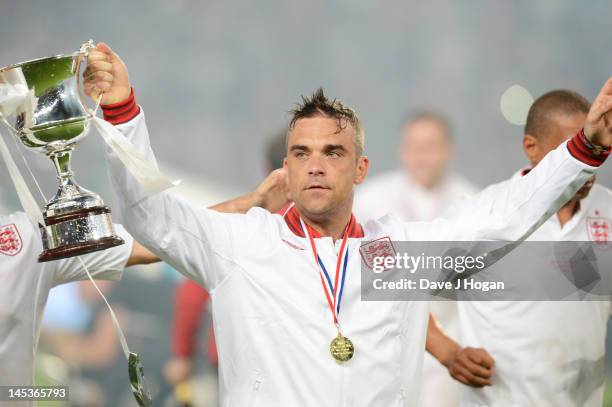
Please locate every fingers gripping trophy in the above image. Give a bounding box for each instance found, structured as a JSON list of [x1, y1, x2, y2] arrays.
[[0, 40, 124, 262]]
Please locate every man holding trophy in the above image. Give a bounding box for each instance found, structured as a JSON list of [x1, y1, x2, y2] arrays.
[[83, 41, 612, 406], [0, 41, 291, 406]]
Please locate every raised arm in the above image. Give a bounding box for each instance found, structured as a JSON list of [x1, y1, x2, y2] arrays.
[[85, 43, 278, 289], [439, 83, 611, 242]]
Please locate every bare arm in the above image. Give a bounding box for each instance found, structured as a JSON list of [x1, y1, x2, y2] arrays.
[[126, 240, 160, 267], [426, 312, 495, 388]]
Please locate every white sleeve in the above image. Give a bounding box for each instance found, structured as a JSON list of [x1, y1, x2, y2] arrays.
[[104, 111, 277, 290], [51, 224, 134, 287], [414, 140, 601, 242]]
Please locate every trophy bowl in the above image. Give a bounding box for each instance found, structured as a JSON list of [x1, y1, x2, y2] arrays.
[[0, 42, 124, 262]]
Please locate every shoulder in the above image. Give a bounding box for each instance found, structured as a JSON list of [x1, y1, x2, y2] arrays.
[[0, 211, 36, 240], [362, 213, 426, 241], [242, 206, 284, 240], [589, 184, 612, 200], [583, 184, 612, 215]]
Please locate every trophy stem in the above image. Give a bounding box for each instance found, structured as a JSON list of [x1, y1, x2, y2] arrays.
[[37, 145, 124, 262], [48, 146, 76, 190]]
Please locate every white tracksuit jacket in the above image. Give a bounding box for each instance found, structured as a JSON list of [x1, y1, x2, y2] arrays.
[[453, 170, 612, 407], [104, 110, 602, 407]]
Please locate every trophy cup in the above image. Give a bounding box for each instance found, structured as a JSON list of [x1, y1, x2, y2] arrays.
[[0, 41, 124, 262]]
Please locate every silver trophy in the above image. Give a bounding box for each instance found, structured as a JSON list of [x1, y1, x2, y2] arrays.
[[0, 41, 124, 262]]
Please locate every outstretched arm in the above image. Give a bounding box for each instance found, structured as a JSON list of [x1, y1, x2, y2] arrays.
[[437, 93, 610, 242]]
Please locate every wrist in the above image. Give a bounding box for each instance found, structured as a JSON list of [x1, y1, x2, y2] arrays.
[[101, 87, 140, 125], [581, 128, 608, 152], [246, 190, 265, 209], [438, 341, 462, 369], [567, 128, 610, 167]]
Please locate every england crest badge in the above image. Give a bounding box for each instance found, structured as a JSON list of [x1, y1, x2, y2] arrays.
[[0, 224, 22, 256], [359, 236, 396, 273], [587, 216, 612, 249]]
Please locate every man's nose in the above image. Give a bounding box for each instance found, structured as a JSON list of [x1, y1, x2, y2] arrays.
[[307, 155, 325, 176]]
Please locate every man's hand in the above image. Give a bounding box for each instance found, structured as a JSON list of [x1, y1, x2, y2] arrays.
[[209, 168, 290, 214], [83, 42, 131, 105], [252, 168, 290, 213], [445, 347, 495, 387], [426, 312, 495, 388], [585, 77, 612, 148], [164, 356, 194, 385]]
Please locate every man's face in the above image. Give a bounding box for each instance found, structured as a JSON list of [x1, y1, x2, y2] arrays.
[[400, 120, 452, 189], [526, 112, 595, 200], [284, 116, 368, 220]]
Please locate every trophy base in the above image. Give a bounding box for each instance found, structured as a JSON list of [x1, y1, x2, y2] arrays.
[[38, 206, 125, 263], [38, 236, 125, 262]]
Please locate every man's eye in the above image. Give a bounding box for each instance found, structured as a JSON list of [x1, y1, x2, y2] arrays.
[[327, 151, 341, 157], [295, 151, 307, 158]]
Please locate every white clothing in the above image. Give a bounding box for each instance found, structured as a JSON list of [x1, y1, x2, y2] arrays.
[[355, 169, 477, 406], [105, 110, 598, 407], [0, 212, 132, 406], [354, 170, 477, 223], [452, 171, 612, 407]]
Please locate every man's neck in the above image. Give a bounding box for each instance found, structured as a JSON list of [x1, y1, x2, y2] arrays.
[[300, 208, 353, 241], [557, 198, 580, 227]]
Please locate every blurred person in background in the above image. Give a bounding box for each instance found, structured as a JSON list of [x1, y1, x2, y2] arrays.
[[435, 89, 612, 406], [40, 280, 125, 407], [354, 112, 477, 222], [354, 111, 477, 407], [164, 132, 290, 407]]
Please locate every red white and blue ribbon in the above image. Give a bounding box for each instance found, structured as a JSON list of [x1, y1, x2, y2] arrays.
[[299, 216, 352, 325]]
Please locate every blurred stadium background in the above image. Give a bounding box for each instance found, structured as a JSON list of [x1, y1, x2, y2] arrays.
[[1, 0, 612, 405]]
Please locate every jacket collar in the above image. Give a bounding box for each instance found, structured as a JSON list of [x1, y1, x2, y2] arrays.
[[281, 203, 364, 238]]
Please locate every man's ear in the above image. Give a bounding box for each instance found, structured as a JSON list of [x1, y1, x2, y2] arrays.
[[354, 156, 369, 185], [523, 134, 539, 163]]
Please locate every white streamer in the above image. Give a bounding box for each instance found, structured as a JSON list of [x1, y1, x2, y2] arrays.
[[92, 116, 179, 194], [78, 257, 131, 359], [0, 72, 177, 225], [0, 130, 44, 227]]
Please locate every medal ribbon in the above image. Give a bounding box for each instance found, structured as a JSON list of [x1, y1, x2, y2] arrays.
[[299, 216, 352, 325]]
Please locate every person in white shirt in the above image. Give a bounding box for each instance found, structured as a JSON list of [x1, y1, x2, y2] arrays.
[[0, 213, 151, 406], [0, 167, 286, 407], [438, 89, 611, 406], [354, 111, 477, 222], [85, 42, 612, 406], [354, 112, 477, 406]]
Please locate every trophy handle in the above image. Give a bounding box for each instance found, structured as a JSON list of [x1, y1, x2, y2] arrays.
[[75, 40, 97, 118]]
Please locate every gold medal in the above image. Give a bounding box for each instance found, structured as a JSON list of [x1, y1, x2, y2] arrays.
[[299, 216, 357, 363], [330, 332, 354, 363]]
